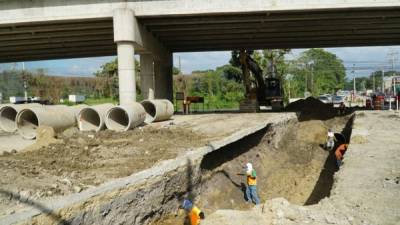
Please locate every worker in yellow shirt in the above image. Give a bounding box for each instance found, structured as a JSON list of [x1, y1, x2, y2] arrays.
[[245, 162, 260, 205], [182, 199, 205, 225]]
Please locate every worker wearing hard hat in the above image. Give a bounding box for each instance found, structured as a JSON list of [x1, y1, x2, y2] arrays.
[[335, 144, 348, 168], [326, 129, 336, 150], [182, 199, 205, 225], [245, 163, 260, 205]]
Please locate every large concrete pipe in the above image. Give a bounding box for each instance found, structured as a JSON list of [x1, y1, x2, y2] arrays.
[[0, 103, 41, 133], [105, 103, 146, 131], [77, 104, 114, 132], [16, 105, 78, 139], [140, 99, 174, 123]]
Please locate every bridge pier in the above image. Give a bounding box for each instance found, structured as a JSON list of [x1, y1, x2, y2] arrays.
[[113, 8, 137, 105], [140, 54, 155, 100], [114, 8, 173, 104], [154, 54, 173, 101]]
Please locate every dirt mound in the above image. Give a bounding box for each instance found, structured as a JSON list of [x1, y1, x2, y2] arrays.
[[285, 97, 336, 121], [23, 126, 62, 151]]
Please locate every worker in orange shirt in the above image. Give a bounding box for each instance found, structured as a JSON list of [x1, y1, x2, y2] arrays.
[[182, 199, 205, 225], [335, 144, 348, 168]]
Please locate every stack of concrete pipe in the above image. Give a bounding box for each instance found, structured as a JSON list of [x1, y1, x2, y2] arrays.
[[78, 99, 174, 132], [0, 103, 40, 133], [16, 104, 86, 139], [105, 102, 146, 131], [140, 99, 174, 124], [0, 99, 174, 138], [77, 103, 114, 132]]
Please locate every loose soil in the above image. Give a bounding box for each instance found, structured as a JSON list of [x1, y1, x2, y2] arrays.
[[0, 125, 207, 216], [285, 97, 340, 121]]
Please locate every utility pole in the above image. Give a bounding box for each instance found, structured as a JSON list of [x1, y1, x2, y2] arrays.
[[22, 62, 28, 101], [311, 64, 314, 95], [387, 49, 398, 71], [178, 56, 182, 75], [287, 74, 293, 100], [304, 63, 308, 96], [352, 64, 356, 103], [373, 74, 375, 92], [382, 69, 385, 94]]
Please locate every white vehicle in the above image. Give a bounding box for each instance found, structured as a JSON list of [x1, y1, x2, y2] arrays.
[[332, 95, 345, 108], [68, 95, 85, 103], [9, 96, 25, 103], [318, 96, 332, 104]]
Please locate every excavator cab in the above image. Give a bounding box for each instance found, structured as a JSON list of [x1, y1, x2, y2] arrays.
[[264, 78, 284, 111], [238, 50, 284, 112], [265, 78, 281, 97]]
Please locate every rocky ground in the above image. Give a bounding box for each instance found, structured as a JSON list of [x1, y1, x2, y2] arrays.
[[202, 111, 400, 225], [0, 113, 286, 218]]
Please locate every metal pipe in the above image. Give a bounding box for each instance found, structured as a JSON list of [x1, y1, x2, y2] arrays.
[[105, 103, 146, 131], [16, 105, 79, 139], [140, 99, 174, 123], [77, 104, 114, 132], [0, 103, 41, 133]]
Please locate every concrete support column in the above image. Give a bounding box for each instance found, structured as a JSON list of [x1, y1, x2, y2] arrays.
[[154, 53, 173, 101], [117, 43, 136, 105], [140, 54, 155, 100], [113, 8, 136, 105]]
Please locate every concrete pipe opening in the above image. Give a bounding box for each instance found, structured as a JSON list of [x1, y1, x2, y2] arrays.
[[0, 106, 18, 132], [141, 100, 174, 124], [78, 108, 101, 132], [105, 103, 146, 131], [106, 107, 130, 131], [16, 109, 39, 140], [142, 101, 157, 123]]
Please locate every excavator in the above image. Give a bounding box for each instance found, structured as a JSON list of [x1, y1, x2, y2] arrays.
[[238, 50, 284, 112]]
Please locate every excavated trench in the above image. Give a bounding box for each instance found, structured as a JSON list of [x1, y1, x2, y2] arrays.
[[152, 115, 354, 225], [18, 115, 353, 225]]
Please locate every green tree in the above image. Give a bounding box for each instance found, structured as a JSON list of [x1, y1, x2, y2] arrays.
[[173, 66, 181, 75], [290, 49, 346, 97], [216, 64, 242, 82], [94, 58, 140, 99]]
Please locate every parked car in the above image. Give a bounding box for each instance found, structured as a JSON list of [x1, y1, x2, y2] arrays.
[[332, 95, 344, 108], [318, 96, 331, 104]]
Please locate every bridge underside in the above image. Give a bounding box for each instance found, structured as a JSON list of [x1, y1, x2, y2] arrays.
[[0, 7, 399, 62], [143, 7, 400, 52]]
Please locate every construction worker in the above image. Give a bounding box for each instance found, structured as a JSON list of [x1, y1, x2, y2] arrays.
[[338, 102, 346, 115], [335, 144, 348, 168], [326, 129, 336, 150], [182, 199, 205, 225], [245, 163, 260, 205]]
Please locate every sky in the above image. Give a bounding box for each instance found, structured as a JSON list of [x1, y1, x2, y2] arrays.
[[0, 46, 399, 78]]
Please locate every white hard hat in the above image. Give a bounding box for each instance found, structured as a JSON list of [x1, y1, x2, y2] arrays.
[[246, 163, 253, 171]]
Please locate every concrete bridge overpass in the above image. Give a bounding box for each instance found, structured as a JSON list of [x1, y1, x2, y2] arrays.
[[0, 0, 399, 104]]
